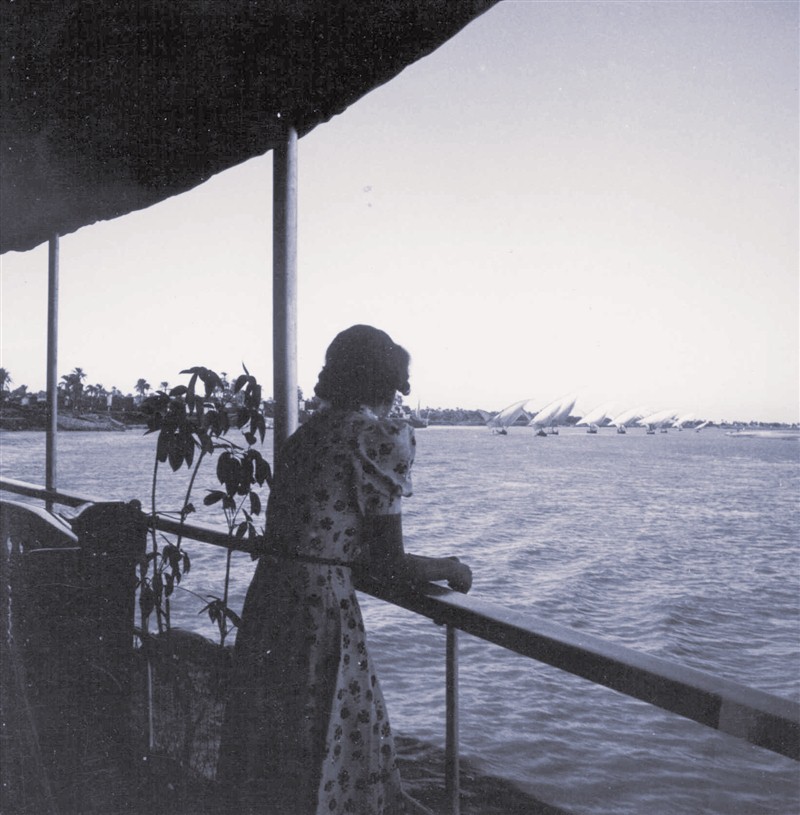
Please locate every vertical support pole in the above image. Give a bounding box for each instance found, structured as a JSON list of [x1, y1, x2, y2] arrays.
[[45, 235, 59, 510], [445, 624, 461, 815], [272, 125, 299, 452]]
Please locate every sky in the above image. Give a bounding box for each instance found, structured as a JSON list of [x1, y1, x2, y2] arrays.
[[1, 0, 798, 424]]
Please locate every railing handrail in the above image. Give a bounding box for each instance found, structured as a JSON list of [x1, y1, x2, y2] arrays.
[[2, 475, 798, 762]]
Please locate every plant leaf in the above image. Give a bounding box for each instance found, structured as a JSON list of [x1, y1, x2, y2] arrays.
[[255, 457, 271, 487], [168, 438, 183, 471], [139, 584, 154, 619], [156, 430, 170, 463], [183, 429, 195, 468], [223, 607, 242, 627]]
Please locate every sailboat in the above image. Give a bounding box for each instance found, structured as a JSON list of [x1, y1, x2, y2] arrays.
[[409, 401, 429, 428], [609, 405, 650, 434], [528, 393, 577, 436], [487, 398, 531, 434], [671, 413, 695, 431], [576, 402, 617, 434], [638, 409, 679, 434]]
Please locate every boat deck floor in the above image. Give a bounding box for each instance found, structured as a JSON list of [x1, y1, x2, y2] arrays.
[[133, 739, 570, 815]]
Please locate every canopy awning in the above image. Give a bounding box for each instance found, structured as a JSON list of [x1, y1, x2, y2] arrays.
[[1, 0, 498, 254]]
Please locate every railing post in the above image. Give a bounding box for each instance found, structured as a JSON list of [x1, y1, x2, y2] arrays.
[[445, 624, 461, 815], [45, 234, 59, 510], [69, 501, 148, 810]]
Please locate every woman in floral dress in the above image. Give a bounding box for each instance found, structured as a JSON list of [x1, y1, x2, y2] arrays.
[[217, 325, 472, 814]]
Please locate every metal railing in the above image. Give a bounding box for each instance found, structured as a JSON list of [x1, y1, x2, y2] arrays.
[[2, 475, 799, 814]]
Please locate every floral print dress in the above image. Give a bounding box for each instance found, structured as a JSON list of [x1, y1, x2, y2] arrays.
[[217, 407, 414, 814]]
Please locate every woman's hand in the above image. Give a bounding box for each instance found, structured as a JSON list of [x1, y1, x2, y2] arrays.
[[395, 552, 474, 593], [446, 558, 473, 593]]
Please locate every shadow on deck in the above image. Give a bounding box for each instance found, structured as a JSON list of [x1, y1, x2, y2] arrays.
[[127, 631, 567, 815], [131, 742, 567, 815]]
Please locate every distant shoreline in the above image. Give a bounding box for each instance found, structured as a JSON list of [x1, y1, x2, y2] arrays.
[[0, 404, 795, 433], [0, 406, 147, 432]]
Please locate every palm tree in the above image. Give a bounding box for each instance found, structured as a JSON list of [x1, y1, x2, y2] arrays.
[[0, 368, 11, 403], [159, 381, 169, 392], [60, 372, 77, 411], [134, 378, 151, 402], [84, 383, 106, 409], [61, 367, 87, 412]]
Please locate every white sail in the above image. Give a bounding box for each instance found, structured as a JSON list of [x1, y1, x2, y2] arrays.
[[576, 402, 617, 427], [528, 392, 576, 428], [409, 400, 429, 428], [487, 398, 532, 428], [671, 412, 695, 429], [609, 405, 650, 428], [527, 397, 561, 428], [552, 393, 578, 425], [638, 409, 679, 429]]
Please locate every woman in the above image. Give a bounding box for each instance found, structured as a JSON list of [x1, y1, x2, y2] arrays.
[[217, 325, 472, 814]]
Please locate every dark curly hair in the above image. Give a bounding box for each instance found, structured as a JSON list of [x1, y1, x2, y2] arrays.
[[314, 325, 411, 410]]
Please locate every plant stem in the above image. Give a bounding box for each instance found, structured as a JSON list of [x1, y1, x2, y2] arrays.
[[149, 457, 163, 635], [221, 546, 233, 647], [176, 446, 206, 551]]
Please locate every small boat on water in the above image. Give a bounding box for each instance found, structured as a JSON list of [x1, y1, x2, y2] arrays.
[[609, 405, 650, 434], [638, 409, 679, 435], [672, 412, 695, 430], [576, 402, 617, 434], [725, 428, 800, 440], [528, 393, 577, 436], [408, 402, 430, 428], [486, 398, 532, 434]]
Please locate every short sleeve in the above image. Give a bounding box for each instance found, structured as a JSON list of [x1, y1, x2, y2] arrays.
[[351, 417, 415, 516]]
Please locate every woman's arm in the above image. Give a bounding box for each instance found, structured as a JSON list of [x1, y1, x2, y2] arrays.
[[360, 515, 472, 593]]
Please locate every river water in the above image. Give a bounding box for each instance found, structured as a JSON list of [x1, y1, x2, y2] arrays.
[[1, 426, 798, 815]]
